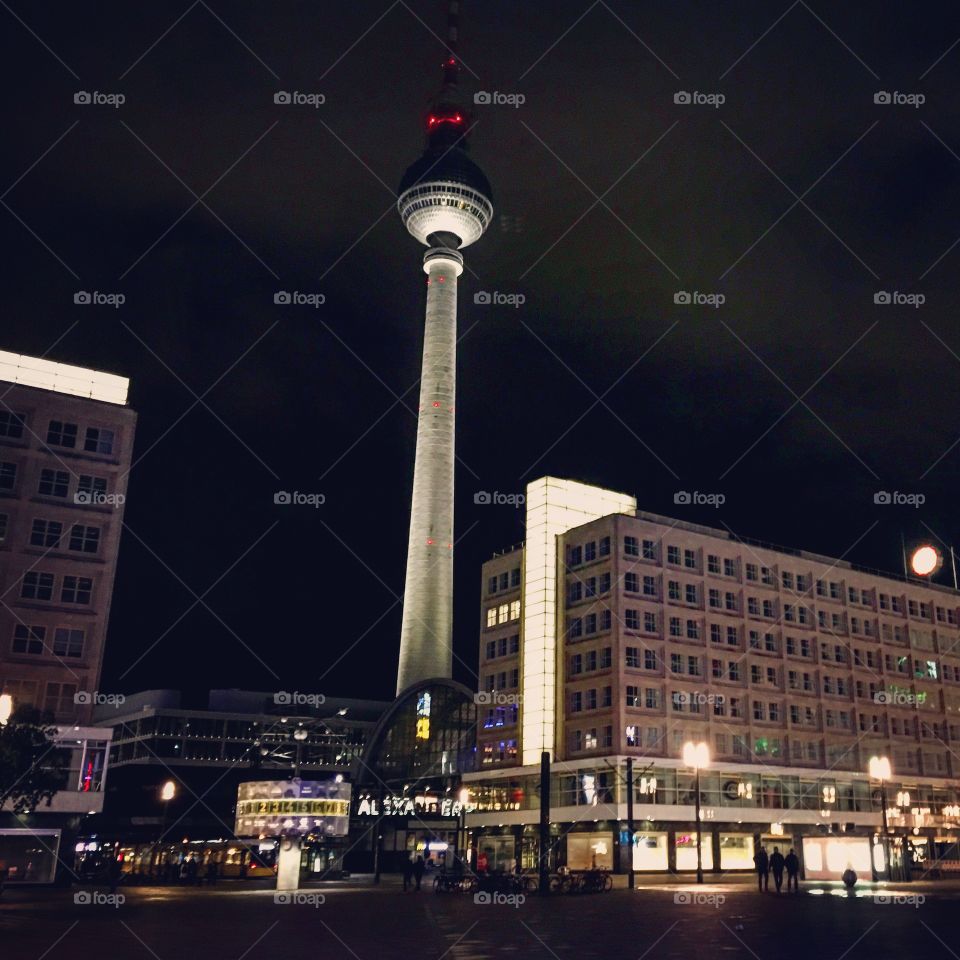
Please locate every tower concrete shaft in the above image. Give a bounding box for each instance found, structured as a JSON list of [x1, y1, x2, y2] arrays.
[[396, 246, 464, 694]]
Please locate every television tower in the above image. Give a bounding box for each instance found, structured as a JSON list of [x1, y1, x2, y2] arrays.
[[395, 2, 493, 694]]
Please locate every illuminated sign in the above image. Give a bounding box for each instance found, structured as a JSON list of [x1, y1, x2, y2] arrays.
[[0, 350, 129, 405], [354, 794, 467, 818], [234, 779, 351, 838]]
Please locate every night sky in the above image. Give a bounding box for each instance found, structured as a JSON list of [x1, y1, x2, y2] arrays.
[[3, 1, 960, 703]]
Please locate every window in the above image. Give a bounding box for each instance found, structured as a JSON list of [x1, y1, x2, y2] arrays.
[[77, 474, 108, 499], [509, 600, 520, 620], [0, 461, 15, 491], [486, 608, 497, 628], [643, 576, 657, 597], [644, 612, 657, 633], [642, 539, 656, 560], [509, 634, 520, 654], [44, 682, 77, 717], [624, 572, 638, 593], [511, 567, 521, 587], [626, 647, 640, 668], [488, 576, 497, 595], [746, 563, 758, 581], [30, 519, 62, 548], [61, 576, 92, 605], [645, 688, 661, 709], [668, 580, 681, 601], [0, 411, 25, 439], [644, 649, 658, 670], [47, 421, 78, 448], [685, 584, 698, 604], [723, 558, 736, 577], [599, 572, 611, 594], [600, 647, 612, 669], [782, 571, 794, 590], [569, 582, 582, 603], [571, 654, 583, 675], [499, 572, 509, 591], [708, 554, 720, 574], [12, 625, 45, 655], [38, 469, 69, 498], [498, 603, 509, 624], [84, 427, 114, 454], [21, 571, 54, 601], [624, 537, 638, 557], [599, 537, 610, 557], [584, 541, 596, 563], [684, 549, 697, 569], [599, 610, 611, 631], [667, 545, 680, 565], [53, 628, 84, 658], [485, 640, 496, 659], [585, 613, 597, 634]]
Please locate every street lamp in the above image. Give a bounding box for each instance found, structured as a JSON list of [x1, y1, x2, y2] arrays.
[[908, 543, 958, 588], [0, 693, 13, 726], [869, 755, 892, 879], [682, 741, 710, 884]]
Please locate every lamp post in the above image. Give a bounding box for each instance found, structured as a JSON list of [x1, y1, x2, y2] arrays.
[[869, 755, 892, 879], [157, 780, 176, 877], [683, 741, 710, 884], [458, 787, 469, 874]]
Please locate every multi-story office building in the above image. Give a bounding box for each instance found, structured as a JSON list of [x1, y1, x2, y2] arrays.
[[466, 477, 960, 879], [0, 350, 135, 723]]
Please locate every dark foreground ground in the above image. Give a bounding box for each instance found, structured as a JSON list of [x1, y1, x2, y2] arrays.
[[1, 877, 957, 960]]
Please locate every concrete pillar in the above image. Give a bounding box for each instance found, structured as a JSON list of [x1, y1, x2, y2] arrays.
[[396, 246, 463, 694], [276, 839, 301, 891]]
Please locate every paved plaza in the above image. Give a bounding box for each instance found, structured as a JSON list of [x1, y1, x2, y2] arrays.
[[1, 879, 958, 960]]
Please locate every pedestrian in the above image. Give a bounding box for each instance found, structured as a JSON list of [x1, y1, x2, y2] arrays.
[[785, 848, 800, 892], [205, 859, 219, 885], [477, 850, 489, 875], [108, 855, 123, 894], [402, 857, 414, 892], [185, 856, 199, 886], [754, 845, 769, 892], [769, 847, 785, 893], [413, 855, 425, 891]]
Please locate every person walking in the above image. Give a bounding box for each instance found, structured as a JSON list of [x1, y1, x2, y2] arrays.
[[413, 855, 425, 891], [754, 845, 769, 892], [402, 857, 414, 892], [784, 848, 800, 892], [769, 847, 785, 893]]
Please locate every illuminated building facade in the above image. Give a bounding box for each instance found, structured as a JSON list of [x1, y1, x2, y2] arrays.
[[467, 477, 960, 878], [0, 350, 135, 723]]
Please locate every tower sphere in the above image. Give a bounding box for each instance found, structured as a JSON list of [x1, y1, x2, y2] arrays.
[[398, 150, 493, 248]]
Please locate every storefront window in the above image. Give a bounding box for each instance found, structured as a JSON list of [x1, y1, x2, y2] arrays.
[[719, 833, 754, 869], [632, 832, 668, 870], [675, 832, 713, 871], [802, 836, 872, 879], [567, 832, 613, 870]]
